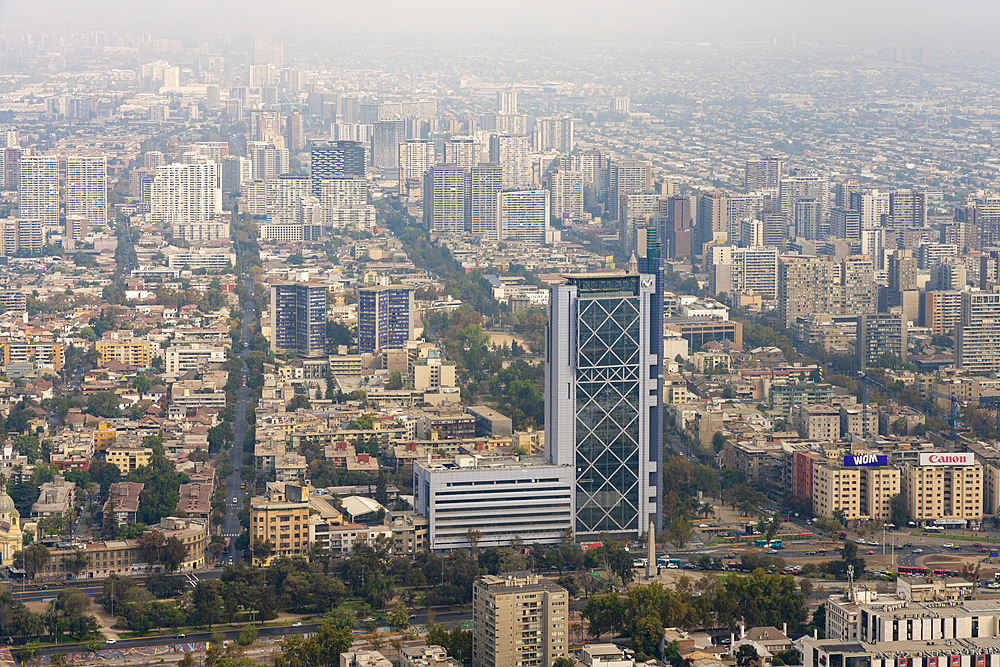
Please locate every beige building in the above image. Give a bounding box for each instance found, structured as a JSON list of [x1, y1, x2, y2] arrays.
[[813, 464, 861, 520], [105, 447, 153, 475], [793, 404, 841, 441], [95, 339, 153, 368], [900, 456, 983, 525], [249, 482, 311, 562], [813, 463, 900, 522], [472, 574, 570, 667], [840, 405, 879, 439]]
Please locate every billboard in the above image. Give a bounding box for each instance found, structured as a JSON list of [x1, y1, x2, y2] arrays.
[[919, 453, 974, 466], [843, 454, 888, 467]]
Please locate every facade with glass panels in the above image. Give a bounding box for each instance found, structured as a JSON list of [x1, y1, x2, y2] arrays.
[[269, 282, 326, 358], [358, 285, 416, 353], [545, 273, 662, 540]]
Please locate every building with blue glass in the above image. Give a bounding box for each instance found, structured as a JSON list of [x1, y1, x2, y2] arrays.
[[358, 285, 416, 353], [269, 282, 327, 358], [544, 269, 663, 540]]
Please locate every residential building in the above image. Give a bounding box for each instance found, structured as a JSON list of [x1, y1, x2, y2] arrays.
[[310, 141, 365, 195], [608, 159, 652, 220], [857, 310, 907, 370], [793, 404, 841, 441], [423, 164, 466, 233], [269, 282, 327, 358], [923, 290, 963, 336], [105, 447, 153, 476], [472, 574, 570, 667], [30, 477, 76, 517], [66, 155, 107, 224], [95, 339, 152, 368], [18, 155, 59, 228], [398, 140, 436, 193], [498, 189, 549, 243], [900, 454, 982, 526], [545, 272, 662, 539], [150, 162, 222, 226], [373, 119, 406, 170], [104, 482, 143, 526], [745, 157, 784, 190], [545, 169, 585, 220], [489, 134, 531, 190], [413, 456, 574, 550], [778, 255, 876, 328], [956, 288, 1000, 373], [467, 163, 503, 240], [165, 343, 227, 374], [358, 285, 415, 353], [249, 483, 311, 562]]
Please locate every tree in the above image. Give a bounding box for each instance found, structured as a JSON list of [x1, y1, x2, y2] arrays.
[[736, 644, 761, 667], [890, 493, 910, 528], [712, 431, 727, 453], [192, 580, 223, 627], [62, 550, 91, 578], [237, 626, 258, 646], [252, 538, 275, 561], [274, 619, 353, 667], [389, 604, 409, 631], [669, 518, 692, 549], [162, 536, 189, 572], [88, 459, 121, 494], [87, 391, 121, 418], [137, 530, 166, 567], [386, 371, 403, 390], [831, 508, 848, 527], [553, 659, 575, 667], [16, 544, 50, 579]]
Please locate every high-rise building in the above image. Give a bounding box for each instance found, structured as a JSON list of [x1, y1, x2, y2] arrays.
[[744, 156, 784, 191], [357, 285, 415, 353], [221, 156, 253, 193], [710, 246, 779, 300], [888, 190, 927, 227], [65, 215, 87, 242], [922, 290, 963, 336], [834, 179, 860, 208], [778, 255, 876, 327], [761, 206, 788, 249], [372, 119, 406, 170], [144, 151, 165, 170], [496, 89, 517, 114], [857, 310, 907, 370], [830, 206, 861, 240], [489, 134, 531, 189], [779, 171, 828, 225], [15, 217, 42, 255], [18, 155, 59, 227], [900, 456, 982, 525], [284, 109, 304, 151], [697, 190, 729, 248], [794, 198, 823, 240], [444, 136, 483, 169], [269, 282, 327, 358], [619, 193, 661, 257], [472, 574, 569, 667], [888, 249, 918, 292], [608, 159, 652, 220], [956, 288, 1000, 373], [498, 189, 550, 243], [150, 162, 222, 226], [467, 163, 503, 240], [310, 142, 366, 195], [662, 195, 692, 259], [397, 139, 436, 194], [2, 147, 21, 189], [422, 164, 466, 234], [265, 175, 312, 224], [535, 115, 574, 153], [545, 169, 585, 220], [545, 272, 662, 540], [318, 176, 367, 209], [65, 156, 107, 225], [849, 189, 890, 231], [248, 141, 289, 180]]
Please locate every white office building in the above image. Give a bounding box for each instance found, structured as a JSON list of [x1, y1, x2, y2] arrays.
[[150, 162, 223, 226], [498, 189, 549, 243], [66, 156, 107, 225]]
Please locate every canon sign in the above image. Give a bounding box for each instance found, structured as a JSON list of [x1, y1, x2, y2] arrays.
[[919, 453, 974, 466]]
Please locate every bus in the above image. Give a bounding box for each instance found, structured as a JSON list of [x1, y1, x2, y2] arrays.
[[770, 539, 783, 548], [754, 539, 783, 548], [657, 557, 682, 568], [924, 526, 946, 533], [898, 566, 925, 576]]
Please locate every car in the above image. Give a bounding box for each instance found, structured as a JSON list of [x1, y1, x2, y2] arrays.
[[943, 543, 954, 548], [667, 563, 679, 569], [866, 551, 874, 555], [292, 622, 302, 627], [974, 543, 982, 547], [816, 549, 825, 554], [806, 550, 817, 555], [980, 549, 990, 553], [699, 524, 708, 528], [683, 563, 697, 569], [913, 548, 923, 553], [767, 549, 779, 555], [726, 552, 737, 558], [175, 633, 186, 638], [105, 639, 117, 645], [232, 498, 239, 504]]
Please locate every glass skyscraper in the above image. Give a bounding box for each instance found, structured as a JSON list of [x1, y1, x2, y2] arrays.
[[545, 270, 663, 539], [269, 282, 326, 358]]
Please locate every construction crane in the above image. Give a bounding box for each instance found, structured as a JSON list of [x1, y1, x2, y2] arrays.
[[859, 372, 888, 440]]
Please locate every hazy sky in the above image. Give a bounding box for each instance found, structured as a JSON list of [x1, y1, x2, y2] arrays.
[[3, 0, 1000, 45]]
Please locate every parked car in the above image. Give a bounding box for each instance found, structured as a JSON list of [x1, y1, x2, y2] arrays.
[[292, 622, 302, 627], [866, 551, 875, 555], [105, 639, 117, 645]]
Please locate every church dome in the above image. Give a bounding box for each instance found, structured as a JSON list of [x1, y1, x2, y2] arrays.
[[0, 492, 15, 515]]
